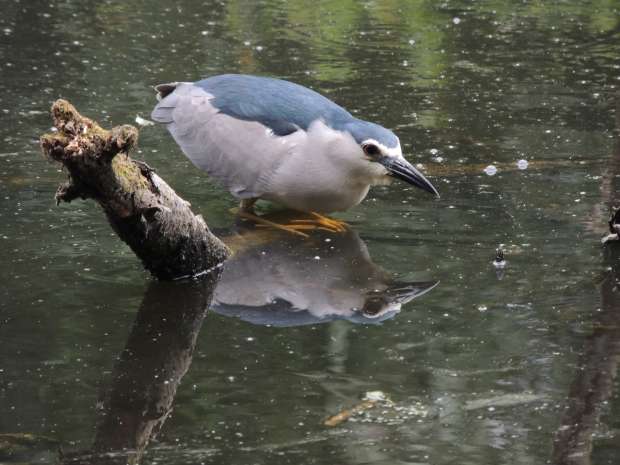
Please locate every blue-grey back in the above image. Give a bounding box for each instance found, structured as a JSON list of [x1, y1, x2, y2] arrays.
[[196, 74, 353, 136]]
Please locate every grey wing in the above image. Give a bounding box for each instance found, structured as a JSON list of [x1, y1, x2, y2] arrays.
[[151, 83, 301, 199]]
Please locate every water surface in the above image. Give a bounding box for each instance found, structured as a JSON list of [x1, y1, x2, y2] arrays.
[[1, 1, 620, 464]]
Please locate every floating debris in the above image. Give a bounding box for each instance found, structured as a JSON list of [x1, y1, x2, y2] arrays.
[[493, 248, 506, 269], [0, 432, 59, 459], [324, 391, 391, 427], [517, 159, 528, 170]]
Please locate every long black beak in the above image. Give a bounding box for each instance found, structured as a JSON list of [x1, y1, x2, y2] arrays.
[[379, 156, 439, 197]]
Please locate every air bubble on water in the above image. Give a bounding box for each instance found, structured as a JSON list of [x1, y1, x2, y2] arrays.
[[517, 159, 528, 170], [484, 165, 497, 176], [452, 17, 461, 24]]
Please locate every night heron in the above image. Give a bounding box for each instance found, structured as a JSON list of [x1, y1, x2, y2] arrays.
[[151, 74, 438, 233]]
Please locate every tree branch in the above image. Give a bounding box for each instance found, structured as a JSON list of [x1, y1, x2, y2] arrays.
[[40, 99, 230, 280]]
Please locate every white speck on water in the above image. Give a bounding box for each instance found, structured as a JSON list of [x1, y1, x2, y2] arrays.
[[477, 305, 488, 312], [201, 30, 209, 36], [484, 165, 497, 176], [227, 376, 236, 382], [243, 40, 251, 46], [432, 156, 444, 163], [452, 17, 461, 24], [255, 45, 264, 52], [314, 256, 320, 260], [430, 148, 439, 155], [408, 39, 416, 45], [517, 159, 528, 170], [135, 115, 155, 127], [246, 337, 255, 342], [324, 238, 331, 243], [364, 390, 388, 401]]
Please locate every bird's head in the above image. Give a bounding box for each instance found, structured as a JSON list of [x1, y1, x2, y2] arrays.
[[345, 119, 439, 197]]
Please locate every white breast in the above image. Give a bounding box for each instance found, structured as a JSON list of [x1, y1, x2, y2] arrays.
[[263, 120, 382, 212]]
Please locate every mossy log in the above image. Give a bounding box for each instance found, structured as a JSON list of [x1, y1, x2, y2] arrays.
[[40, 100, 230, 280]]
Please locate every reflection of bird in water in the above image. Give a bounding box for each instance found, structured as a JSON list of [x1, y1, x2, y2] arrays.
[[212, 214, 438, 326]]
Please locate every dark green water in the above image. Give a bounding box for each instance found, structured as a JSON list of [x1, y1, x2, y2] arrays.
[[2, 1, 620, 464]]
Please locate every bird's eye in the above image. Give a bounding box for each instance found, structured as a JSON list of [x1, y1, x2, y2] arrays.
[[363, 144, 380, 157]]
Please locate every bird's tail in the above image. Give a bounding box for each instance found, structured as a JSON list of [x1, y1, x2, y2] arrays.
[[151, 82, 181, 124], [154, 82, 178, 101]]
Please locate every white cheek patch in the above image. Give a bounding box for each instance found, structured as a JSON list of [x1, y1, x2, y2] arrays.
[[361, 138, 402, 157]]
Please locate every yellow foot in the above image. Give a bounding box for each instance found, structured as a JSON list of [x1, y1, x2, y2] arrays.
[[236, 211, 348, 237], [289, 212, 348, 233], [237, 210, 310, 238]]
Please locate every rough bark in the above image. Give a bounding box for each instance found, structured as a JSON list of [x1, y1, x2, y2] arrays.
[[40, 99, 230, 280]]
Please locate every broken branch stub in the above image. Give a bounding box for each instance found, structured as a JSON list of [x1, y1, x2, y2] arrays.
[[40, 99, 230, 280]]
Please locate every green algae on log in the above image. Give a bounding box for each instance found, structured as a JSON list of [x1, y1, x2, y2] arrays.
[[40, 99, 230, 280]]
